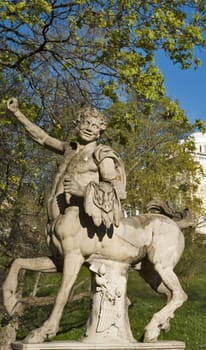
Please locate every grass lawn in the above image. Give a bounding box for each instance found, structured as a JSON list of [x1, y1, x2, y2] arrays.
[[15, 264, 206, 350], [127, 271, 206, 350]]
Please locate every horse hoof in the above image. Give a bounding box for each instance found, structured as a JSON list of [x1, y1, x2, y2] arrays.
[[143, 329, 159, 343], [23, 323, 57, 344], [23, 330, 47, 344], [161, 319, 171, 332]]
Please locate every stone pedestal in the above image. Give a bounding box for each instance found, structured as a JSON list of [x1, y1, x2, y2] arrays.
[[84, 259, 134, 344], [12, 340, 185, 350]]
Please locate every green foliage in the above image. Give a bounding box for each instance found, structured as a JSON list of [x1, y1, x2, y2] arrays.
[[0, 75, 55, 279], [105, 98, 202, 215], [176, 228, 206, 282], [1, 0, 206, 109], [0, 0, 51, 26]]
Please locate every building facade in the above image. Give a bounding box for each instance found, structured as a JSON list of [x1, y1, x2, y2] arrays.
[[191, 132, 206, 210], [190, 132, 206, 235]]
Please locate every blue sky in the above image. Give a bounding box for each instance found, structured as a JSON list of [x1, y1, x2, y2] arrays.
[[156, 50, 206, 125]]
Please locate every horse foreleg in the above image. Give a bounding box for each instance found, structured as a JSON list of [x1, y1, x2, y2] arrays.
[[23, 252, 84, 344], [143, 263, 187, 342], [3, 257, 57, 315]]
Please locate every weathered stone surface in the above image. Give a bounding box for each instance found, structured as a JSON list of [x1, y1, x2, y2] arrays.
[[12, 341, 185, 350], [84, 259, 135, 344]]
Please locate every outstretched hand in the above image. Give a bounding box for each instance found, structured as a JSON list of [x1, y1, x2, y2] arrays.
[[7, 97, 19, 113]]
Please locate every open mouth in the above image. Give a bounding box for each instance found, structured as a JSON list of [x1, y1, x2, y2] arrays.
[[81, 131, 93, 137]]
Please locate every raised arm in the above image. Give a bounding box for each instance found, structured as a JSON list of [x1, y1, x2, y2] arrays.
[[7, 98, 65, 154]]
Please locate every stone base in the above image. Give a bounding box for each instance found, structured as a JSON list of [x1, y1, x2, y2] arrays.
[[12, 341, 185, 350]]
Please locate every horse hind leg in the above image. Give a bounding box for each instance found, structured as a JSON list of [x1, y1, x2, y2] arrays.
[[2, 257, 57, 316], [143, 262, 187, 342], [135, 258, 172, 342], [137, 258, 172, 303]]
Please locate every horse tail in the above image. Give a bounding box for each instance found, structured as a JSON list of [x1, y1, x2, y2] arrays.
[[147, 199, 194, 229]]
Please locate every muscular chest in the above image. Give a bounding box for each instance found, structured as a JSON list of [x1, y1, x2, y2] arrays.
[[65, 149, 98, 175]]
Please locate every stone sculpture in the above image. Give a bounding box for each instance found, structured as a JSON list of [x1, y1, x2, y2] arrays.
[[146, 199, 194, 229], [3, 98, 187, 346]]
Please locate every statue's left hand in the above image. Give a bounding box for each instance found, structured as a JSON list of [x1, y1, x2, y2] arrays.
[[64, 177, 84, 197], [7, 97, 19, 113]]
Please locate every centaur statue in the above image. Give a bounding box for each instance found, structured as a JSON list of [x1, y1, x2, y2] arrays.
[[3, 98, 189, 345]]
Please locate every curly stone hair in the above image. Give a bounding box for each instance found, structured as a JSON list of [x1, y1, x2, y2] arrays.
[[75, 106, 106, 131]]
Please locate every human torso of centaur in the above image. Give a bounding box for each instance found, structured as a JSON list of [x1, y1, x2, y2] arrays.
[[47, 141, 126, 222], [47, 141, 98, 221]]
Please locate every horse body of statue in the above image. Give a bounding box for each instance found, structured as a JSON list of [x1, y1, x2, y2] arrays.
[[3, 193, 187, 344]]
